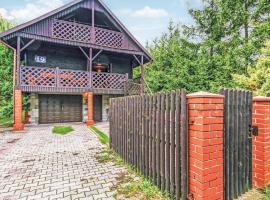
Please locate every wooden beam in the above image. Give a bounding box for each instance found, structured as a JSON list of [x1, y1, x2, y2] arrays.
[[92, 0, 95, 28], [21, 39, 35, 51], [18, 33, 145, 58], [92, 50, 103, 61], [16, 36, 21, 86], [133, 54, 142, 65], [140, 55, 145, 94], [89, 48, 93, 71], [21, 38, 25, 46], [89, 48, 93, 87], [79, 46, 91, 61]]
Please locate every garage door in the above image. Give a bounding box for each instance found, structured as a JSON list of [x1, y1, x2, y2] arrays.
[[39, 95, 82, 124]]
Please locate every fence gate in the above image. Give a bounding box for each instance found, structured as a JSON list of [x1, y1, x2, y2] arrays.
[[109, 91, 188, 200], [220, 89, 253, 200]]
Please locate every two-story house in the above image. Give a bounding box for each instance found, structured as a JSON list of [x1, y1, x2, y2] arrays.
[[0, 0, 151, 131]]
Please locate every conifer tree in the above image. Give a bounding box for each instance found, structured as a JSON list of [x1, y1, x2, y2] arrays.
[[233, 40, 270, 96]]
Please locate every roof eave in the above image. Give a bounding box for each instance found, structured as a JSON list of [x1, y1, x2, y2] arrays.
[[0, 0, 83, 38], [97, 0, 152, 60]]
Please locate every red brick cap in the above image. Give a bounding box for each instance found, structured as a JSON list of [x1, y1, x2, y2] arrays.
[[253, 96, 270, 102], [187, 91, 224, 99]]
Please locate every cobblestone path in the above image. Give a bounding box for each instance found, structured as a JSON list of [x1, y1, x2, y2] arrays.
[[0, 124, 124, 200]]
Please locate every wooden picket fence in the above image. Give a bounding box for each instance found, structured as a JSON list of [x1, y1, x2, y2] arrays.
[[109, 90, 188, 200]]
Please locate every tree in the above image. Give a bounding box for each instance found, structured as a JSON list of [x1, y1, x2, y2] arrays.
[[0, 16, 14, 118], [219, 0, 270, 70], [145, 22, 210, 93], [145, 0, 270, 94], [233, 40, 270, 96], [179, 0, 245, 92], [180, 0, 270, 92]]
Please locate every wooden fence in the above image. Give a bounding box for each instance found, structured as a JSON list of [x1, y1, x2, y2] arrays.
[[220, 89, 253, 200], [109, 90, 188, 200]]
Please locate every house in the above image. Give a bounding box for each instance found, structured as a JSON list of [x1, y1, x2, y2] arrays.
[[0, 0, 151, 131]]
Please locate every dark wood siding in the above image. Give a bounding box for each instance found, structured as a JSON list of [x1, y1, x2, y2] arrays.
[[21, 0, 103, 38], [26, 44, 133, 77], [27, 43, 87, 70], [39, 94, 82, 124], [94, 95, 102, 122], [110, 56, 132, 78]]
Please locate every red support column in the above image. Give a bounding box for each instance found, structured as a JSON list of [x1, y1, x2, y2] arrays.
[[13, 89, 24, 131], [86, 92, 95, 126], [252, 96, 270, 188], [187, 92, 224, 200]]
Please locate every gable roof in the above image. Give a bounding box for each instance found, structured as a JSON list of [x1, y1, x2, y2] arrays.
[[0, 0, 152, 60]]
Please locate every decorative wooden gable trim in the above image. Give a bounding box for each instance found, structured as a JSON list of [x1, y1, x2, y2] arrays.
[[0, 0, 151, 60]]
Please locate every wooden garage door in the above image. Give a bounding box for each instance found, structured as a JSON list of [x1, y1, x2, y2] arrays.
[[39, 95, 82, 124]]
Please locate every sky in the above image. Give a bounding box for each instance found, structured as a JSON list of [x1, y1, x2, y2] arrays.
[[0, 0, 202, 45]]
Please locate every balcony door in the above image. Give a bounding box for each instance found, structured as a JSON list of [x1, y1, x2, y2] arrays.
[[39, 95, 82, 124]]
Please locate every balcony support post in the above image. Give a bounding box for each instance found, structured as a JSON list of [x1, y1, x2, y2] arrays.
[[16, 36, 21, 87], [56, 67, 60, 87], [89, 48, 93, 88], [140, 55, 145, 95], [124, 73, 129, 96], [92, 0, 95, 27]]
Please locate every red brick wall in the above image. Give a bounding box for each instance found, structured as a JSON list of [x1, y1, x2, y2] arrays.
[[13, 89, 24, 131], [86, 92, 95, 126], [252, 97, 270, 188], [187, 92, 224, 200]]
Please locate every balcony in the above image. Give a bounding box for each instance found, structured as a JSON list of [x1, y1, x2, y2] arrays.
[[18, 66, 140, 95], [51, 20, 130, 50]]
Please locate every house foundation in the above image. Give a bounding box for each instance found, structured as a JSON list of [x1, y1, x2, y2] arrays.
[[29, 93, 39, 125]]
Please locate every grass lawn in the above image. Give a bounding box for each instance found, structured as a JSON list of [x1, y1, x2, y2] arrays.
[[264, 188, 270, 200], [52, 126, 74, 135], [95, 148, 170, 200], [239, 188, 270, 200], [89, 126, 110, 145]]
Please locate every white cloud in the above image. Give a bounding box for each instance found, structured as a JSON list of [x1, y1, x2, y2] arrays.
[[116, 6, 169, 18], [0, 8, 14, 20], [132, 6, 169, 18], [0, 0, 65, 22]]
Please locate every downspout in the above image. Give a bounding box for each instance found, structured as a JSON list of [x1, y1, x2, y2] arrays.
[[0, 39, 17, 125]]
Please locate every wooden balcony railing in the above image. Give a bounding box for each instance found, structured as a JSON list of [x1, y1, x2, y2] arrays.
[[126, 80, 142, 95], [52, 20, 128, 50], [19, 66, 130, 94]]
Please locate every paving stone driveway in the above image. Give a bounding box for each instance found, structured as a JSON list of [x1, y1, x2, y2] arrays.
[[0, 124, 125, 200]]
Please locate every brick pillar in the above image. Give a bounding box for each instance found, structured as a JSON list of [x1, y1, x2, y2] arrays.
[[86, 92, 95, 126], [252, 96, 270, 188], [13, 89, 24, 131], [187, 92, 224, 200]]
